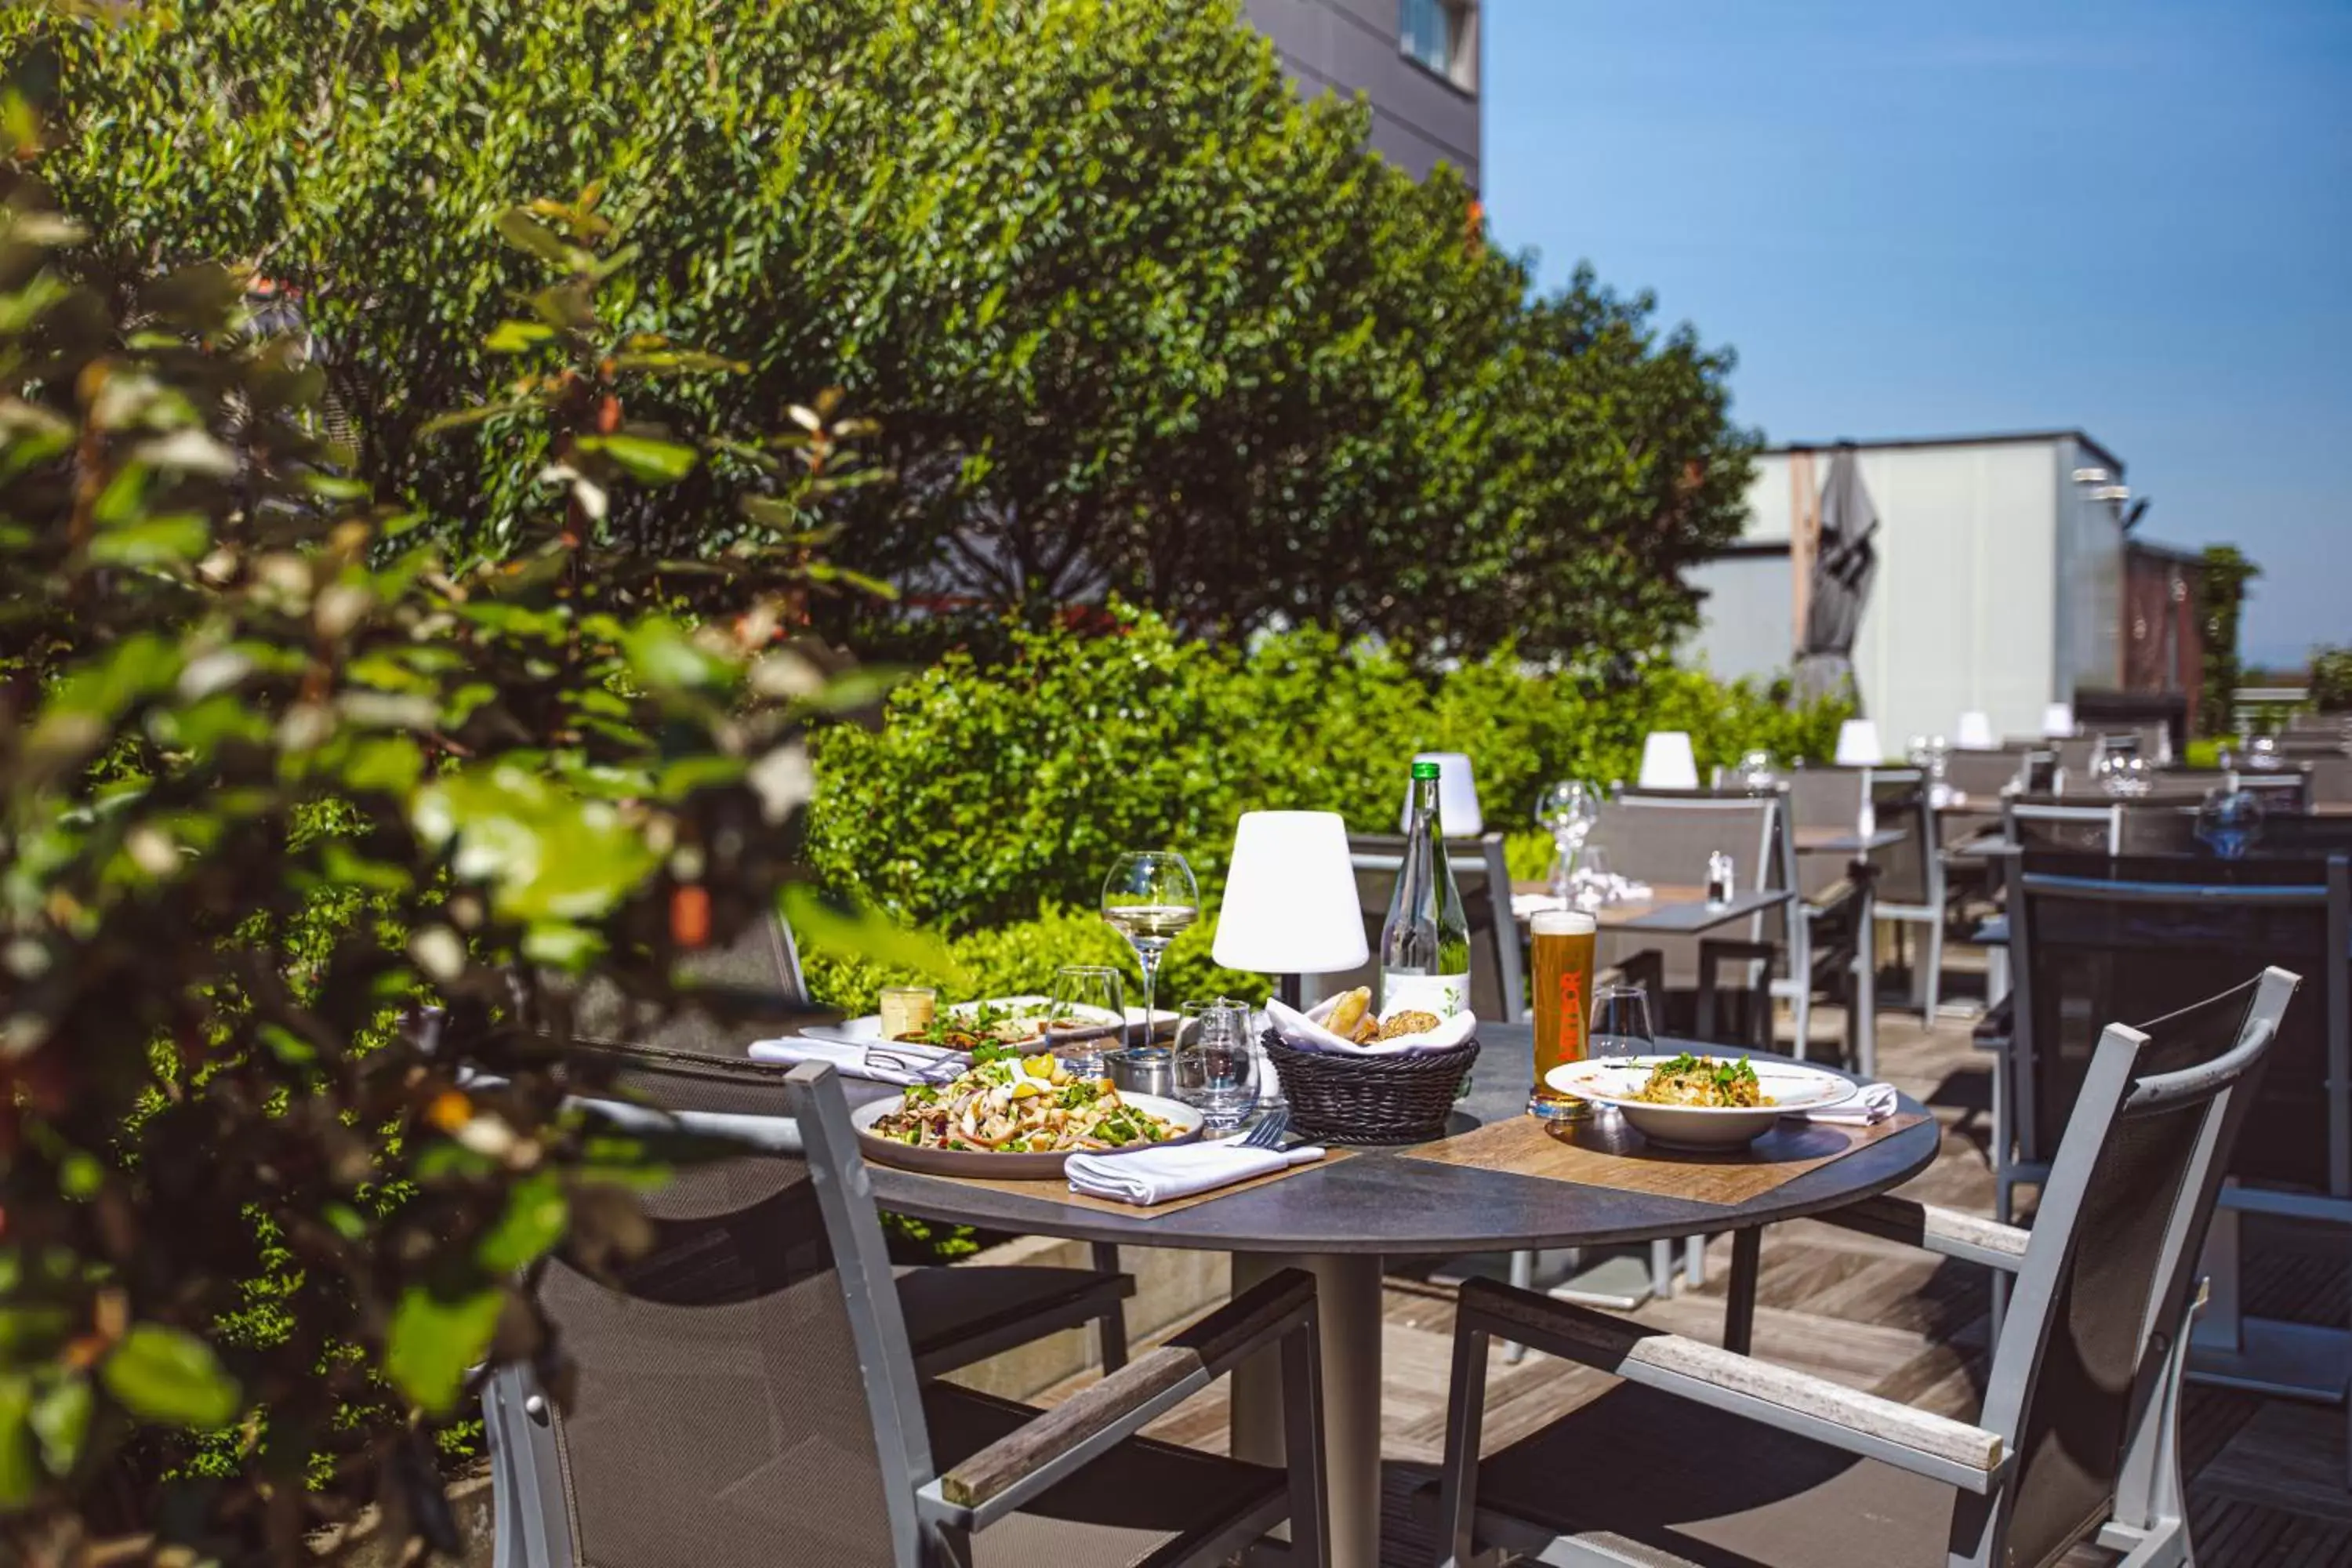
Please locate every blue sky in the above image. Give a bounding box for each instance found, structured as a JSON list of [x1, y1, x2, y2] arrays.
[[1484, 0, 2352, 668]]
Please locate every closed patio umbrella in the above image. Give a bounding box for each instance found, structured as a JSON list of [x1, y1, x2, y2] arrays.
[[1795, 445, 1880, 705]]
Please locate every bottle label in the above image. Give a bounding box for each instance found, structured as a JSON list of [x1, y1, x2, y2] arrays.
[[1382, 972, 1469, 1020]]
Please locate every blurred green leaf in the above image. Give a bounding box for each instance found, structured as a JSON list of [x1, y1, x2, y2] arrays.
[[102, 1326, 241, 1430], [386, 1286, 503, 1416], [576, 434, 699, 484], [477, 1172, 568, 1272]]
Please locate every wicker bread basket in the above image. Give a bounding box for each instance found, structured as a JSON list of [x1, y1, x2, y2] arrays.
[[1261, 1029, 1479, 1144]]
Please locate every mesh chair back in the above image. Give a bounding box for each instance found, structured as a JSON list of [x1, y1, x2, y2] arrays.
[[2047, 735, 2103, 776], [2009, 852, 2347, 1192], [1784, 764, 1867, 837], [2158, 768, 2314, 813], [2004, 797, 2199, 856], [1584, 797, 1777, 992], [572, 913, 809, 1056], [1991, 972, 2289, 1568], [1864, 770, 1933, 907], [529, 1061, 916, 1568], [2255, 813, 2352, 857], [2307, 753, 2352, 806], [1941, 749, 2030, 802]]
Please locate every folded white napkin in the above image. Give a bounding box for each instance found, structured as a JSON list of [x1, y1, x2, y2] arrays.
[[1265, 996, 1477, 1057], [1802, 1082, 1900, 1125], [746, 1035, 961, 1086], [1066, 1134, 1326, 1206]]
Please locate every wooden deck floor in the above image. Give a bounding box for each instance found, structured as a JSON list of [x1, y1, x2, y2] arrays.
[[1023, 1004, 2352, 1566]]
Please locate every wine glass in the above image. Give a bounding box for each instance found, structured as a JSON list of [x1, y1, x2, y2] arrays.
[[1536, 782, 1599, 901], [1102, 851, 1198, 1051], [1045, 965, 1125, 1080]]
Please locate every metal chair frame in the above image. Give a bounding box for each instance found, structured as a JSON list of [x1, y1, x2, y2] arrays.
[[1433, 970, 2298, 1568], [487, 1062, 1334, 1568]]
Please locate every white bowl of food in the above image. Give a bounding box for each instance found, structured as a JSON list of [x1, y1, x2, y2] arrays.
[[1543, 1053, 1860, 1151]]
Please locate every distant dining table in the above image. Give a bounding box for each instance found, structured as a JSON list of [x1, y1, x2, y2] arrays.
[[847, 1025, 1937, 1564]]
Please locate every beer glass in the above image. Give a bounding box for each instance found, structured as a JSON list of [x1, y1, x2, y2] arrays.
[[1529, 909, 1598, 1117]]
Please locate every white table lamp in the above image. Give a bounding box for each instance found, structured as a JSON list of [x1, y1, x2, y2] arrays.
[[1398, 752, 1483, 837], [1955, 710, 1995, 750], [1834, 718, 1883, 767], [2042, 702, 2077, 738], [1213, 811, 1370, 1006], [1636, 731, 1700, 790]]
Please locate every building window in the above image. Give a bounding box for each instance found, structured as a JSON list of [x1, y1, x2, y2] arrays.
[[1400, 0, 1473, 87]]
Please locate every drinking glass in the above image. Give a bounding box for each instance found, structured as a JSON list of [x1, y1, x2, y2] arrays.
[[1045, 965, 1125, 1080], [1733, 750, 1780, 793], [1174, 998, 1258, 1132], [1529, 910, 1597, 1118], [1102, 851, 1199, 1049], [1589, 982, 1654, 1062]]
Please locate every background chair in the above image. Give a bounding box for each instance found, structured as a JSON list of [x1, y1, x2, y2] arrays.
[[488, 1061, 1331, 1568], [1431, 969, 2295, 1568], [2003, 796, 2201, 857], [1582, 793, 1779, 1040], [1339, 831, 1525, 1022], [566, 914, 1139, 1379], [2158, 766, 2315, 813], [2001, 851, 2352, 1467]]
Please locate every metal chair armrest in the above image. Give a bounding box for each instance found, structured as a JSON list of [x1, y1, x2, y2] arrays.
[[1456, 1279, 2009, 1494], [923, 1268, 1319, 1528], [1817, 1194, 2029, 1272]]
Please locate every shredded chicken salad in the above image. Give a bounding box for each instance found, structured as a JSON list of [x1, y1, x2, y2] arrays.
[[868, 1052, 1184, 1153]]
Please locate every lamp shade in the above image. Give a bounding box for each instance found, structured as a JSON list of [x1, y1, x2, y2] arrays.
[[1211, 811, 1371, 975], [1834, 718, 1883, 767], [1636, 731, 1700, 790], [2042, 702, 2077, 738], [1954, 710, 1995, 750], [1397, 752, 1483, 837]]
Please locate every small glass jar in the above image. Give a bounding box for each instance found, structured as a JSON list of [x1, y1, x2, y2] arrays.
[[877, 985, 938, 1041]]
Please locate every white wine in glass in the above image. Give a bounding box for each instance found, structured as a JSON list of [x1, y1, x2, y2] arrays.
[[1102, 851, 1199, 1050]]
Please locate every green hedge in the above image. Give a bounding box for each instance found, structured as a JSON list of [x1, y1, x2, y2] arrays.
[[797, 609, 1844, 1009]]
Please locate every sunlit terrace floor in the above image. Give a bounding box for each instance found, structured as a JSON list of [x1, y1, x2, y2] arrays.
[[1013, 998, 2352, 1567]]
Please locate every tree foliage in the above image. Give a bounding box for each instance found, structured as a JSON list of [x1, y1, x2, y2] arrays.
[[0, 170, 908, 1564], [8, 0, 1757, 666]]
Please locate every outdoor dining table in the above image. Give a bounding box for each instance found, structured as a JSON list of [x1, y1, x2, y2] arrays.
[[846, 1024, 1938, 1564]]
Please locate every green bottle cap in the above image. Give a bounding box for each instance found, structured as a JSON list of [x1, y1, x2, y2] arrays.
[[1410, 760, 1440, 781]]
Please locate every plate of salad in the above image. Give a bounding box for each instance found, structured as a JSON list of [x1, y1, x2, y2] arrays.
[[851, 1044, 1203, 1179], [802, 995, 1163, 1054]]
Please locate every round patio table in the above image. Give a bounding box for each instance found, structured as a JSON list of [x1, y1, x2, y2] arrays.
[[855, 1024, 1937, 1565]]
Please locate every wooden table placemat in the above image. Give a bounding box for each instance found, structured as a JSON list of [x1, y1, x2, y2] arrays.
[[1399, 1111, 1928, 1207], [914, 1145, 1356, 1220]]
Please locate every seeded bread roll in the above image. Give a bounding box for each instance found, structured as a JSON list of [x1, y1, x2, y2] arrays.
[[1377, 1009, 1442, 1041]]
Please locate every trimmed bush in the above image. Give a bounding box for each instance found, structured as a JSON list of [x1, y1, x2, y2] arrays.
[[805, 608, 1846, 938]]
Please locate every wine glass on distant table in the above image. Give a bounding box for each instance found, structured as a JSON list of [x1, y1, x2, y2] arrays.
[[1536, 781, 1598, 904], [1102, 851, 1199, 1050]]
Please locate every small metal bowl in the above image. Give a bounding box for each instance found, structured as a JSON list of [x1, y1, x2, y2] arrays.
[[1104, 1047, 1175, 1099]]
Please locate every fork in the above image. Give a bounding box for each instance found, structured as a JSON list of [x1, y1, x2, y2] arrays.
[[1236, 1109, 1292, 1149]]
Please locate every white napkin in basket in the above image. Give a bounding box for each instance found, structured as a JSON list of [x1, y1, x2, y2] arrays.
[[1265, 996, 1476, 1058]]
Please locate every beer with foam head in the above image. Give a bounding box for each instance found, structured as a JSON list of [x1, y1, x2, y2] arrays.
[[1529, 909, 1597, 1117]]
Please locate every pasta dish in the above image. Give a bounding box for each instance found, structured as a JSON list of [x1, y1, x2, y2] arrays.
[[868, 1052, 1183, 1153], [1629, 1054, 1773, 1109]]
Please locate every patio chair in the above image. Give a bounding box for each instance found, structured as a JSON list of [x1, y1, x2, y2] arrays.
[[486, 1060, 1330, 1568], [2000, 851, 2352, 1469], [2002, 796, 2201, 857], [1430, 967, 2297, 1568], [2156, 766, 2314, 813], [1582, 793, 1779, 1040], [565, 913, 1138, 1377], [1862, 771, 1949, 1015], [564, 1042, 1139, 1380], [1338, 831, 1526, 1022]]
